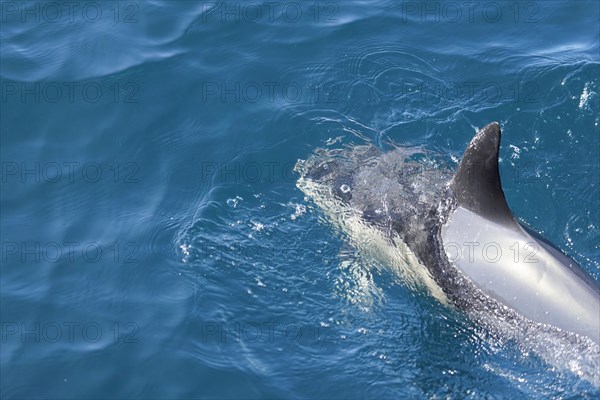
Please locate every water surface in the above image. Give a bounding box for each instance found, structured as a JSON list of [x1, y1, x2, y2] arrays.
[[1, 1, 599, 398]]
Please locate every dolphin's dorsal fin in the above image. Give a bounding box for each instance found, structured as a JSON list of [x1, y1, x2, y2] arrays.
[[451, 122, 517, 228]]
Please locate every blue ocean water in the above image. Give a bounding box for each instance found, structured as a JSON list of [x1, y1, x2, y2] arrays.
[[1, 0, 599, 398]]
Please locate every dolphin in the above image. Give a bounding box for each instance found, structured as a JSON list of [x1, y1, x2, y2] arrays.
[[296, 122, 600, 346]]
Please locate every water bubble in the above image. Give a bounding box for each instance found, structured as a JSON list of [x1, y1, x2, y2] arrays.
[[290, 203, 307, 220], [251, 221, 265, 232], [227, 197, 240, 208], [179, 244, 190, 256]]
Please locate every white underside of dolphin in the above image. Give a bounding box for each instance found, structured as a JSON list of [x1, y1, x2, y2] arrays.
[[443, 206, 600, 343]]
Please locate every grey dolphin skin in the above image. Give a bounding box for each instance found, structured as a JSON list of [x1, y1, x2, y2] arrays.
[[296, 122, 600, 346], [443, 122, 600, 344]]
